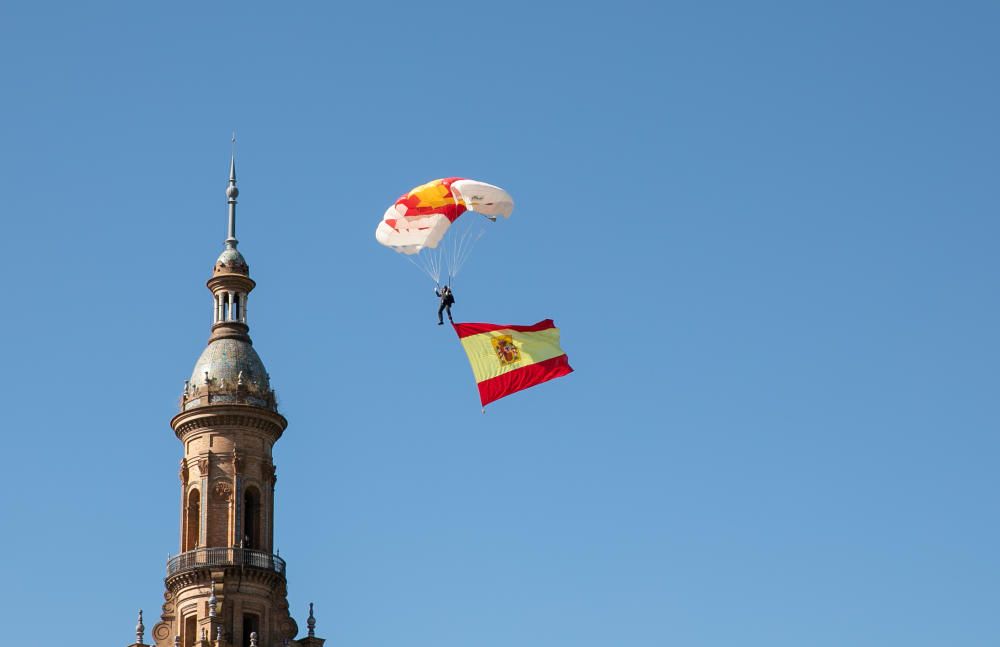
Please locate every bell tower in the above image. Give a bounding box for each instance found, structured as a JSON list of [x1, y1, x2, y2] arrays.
[[141, 154, 327, 647]]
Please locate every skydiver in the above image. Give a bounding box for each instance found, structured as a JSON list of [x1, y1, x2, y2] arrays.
[[436, 284, 455, 325]]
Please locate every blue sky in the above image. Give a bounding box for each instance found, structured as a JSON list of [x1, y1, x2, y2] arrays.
[[0, 1, 997, 645]]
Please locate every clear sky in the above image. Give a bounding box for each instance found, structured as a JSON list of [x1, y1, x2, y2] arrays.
[[0, 1, 997, 645]]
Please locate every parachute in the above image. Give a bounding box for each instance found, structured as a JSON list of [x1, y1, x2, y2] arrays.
[[375, 177, 514, 284]]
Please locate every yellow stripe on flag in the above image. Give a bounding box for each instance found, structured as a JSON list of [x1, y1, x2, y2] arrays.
[[459, 327, 566, 384]]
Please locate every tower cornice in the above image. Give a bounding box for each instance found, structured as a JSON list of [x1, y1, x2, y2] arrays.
[[171, 404, 288, 442], [164, 554, 287, 595], [207, 321, 253, 343], [207, 273, 256, 293]]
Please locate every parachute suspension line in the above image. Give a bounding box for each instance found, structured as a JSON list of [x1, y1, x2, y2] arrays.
[[449, 226, 467, 281], [404, 253, 440, 284], [397, 207, 491, 286], [408, 245, 448, 285], [426, 246, 442, 284], [441, 218, 458, 286], [460, 232, 482, 276], [450, 222, 472, 280], [448, 218, 486, 280], [447, 193, 462, 285], [433, 246, 444, 283], [445, 223, 465, 284], [404, 253, 429, 281], [457, 227, 485, 274], [442, 228, 454, 286]]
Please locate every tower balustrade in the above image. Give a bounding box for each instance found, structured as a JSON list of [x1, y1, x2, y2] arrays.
[[166, 547, 286, 578]]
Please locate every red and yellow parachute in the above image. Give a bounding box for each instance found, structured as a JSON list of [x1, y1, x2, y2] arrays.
[[375, 177, 514, 255]]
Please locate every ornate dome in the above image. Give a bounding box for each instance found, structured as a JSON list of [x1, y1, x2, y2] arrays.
[[214, 247, 249, 275], [182, 338, 275, 411]]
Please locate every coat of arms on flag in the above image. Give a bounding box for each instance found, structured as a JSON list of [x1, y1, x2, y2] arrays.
[[453, 319, 572, 407], [491, 334, 521, 366]]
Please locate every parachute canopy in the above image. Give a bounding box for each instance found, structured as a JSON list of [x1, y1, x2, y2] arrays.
[[375, 177, 514, 255]]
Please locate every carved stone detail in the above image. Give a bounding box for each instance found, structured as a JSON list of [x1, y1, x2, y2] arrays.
[[156, 590, 176, 646], [269, 580, 298, 643], [197, 456, 209, 477], [262, 461, 277, 487], [152, 621, 172, 642], [179, 460, 189, 485], [165, 566, 284, 595], [161, 590, 175, 615], [213, 480, 233, 501]]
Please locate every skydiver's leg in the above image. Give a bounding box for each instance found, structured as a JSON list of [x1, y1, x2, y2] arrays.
[[446, 304, 453, 323], [438, 303, 445, 325]]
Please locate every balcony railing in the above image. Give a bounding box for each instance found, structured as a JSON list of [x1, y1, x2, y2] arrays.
[[166, 547, 286, 577]]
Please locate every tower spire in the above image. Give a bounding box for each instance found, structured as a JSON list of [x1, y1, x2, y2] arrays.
[[226, 132, 239, 249], [153, 148, 308, 647]]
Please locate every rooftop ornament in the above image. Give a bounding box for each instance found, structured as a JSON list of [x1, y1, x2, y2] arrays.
[[209, 580, 218, 617]]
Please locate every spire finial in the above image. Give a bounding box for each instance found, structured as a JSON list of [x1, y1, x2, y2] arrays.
[[250, 631, 258, 647], [226, 133, 239, 249], [307, 602, 316, 637], [209, 580, 218, 617], [136, 609, 145, 645]]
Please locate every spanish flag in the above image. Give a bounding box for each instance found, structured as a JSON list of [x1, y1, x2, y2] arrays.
[[453, 319, 573, 407]]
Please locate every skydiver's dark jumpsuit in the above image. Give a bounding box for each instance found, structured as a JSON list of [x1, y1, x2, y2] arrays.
[[436, 287, 455, 324]]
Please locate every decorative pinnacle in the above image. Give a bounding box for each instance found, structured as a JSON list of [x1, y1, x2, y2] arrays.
[[209, 580, 218, 617], [307, 602, 316, 637], [225, 133, 239, 250], [217, 626, 223, 642], [136, 609, 145, 645], [250, 631, 258, 647]]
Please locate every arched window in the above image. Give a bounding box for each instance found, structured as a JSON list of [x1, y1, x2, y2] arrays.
[[184, 615, 197, 647], [184, 489, 200, 551], [242, 613, 260, 647], [243, 486, 261, 549]]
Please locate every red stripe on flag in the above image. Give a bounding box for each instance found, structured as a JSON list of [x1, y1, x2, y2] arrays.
[[476, 354, 573, 407], [452, 319, 557, 339]]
